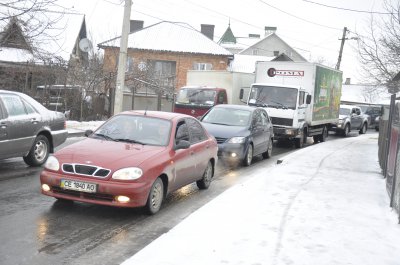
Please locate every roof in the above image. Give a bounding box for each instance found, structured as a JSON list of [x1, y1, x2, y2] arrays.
[[99, 21, 232, 56], [0, 11, 86, 63], [228, 54, 275, 73], [218, 25, 236, 44], [341, 84, 391, 105]]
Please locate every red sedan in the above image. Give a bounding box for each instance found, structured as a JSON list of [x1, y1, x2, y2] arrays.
[[40, 111, 218, 214]]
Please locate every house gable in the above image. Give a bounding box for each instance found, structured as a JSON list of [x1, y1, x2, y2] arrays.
[[239, 33, 307, 61], [0, 18, 31, 51]]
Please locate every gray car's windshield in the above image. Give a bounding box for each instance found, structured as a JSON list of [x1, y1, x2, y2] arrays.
[[202, 108, 251, 127], [339, 108, 351, 115]]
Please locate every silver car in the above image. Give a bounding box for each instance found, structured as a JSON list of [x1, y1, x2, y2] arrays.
[[0, 90, 68, 166]]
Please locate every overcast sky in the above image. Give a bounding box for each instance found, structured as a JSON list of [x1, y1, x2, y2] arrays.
[[58, 0, 390, 84]]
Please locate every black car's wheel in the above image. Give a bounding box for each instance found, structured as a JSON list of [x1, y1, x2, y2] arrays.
[[23, 135, 50, 166], [359, 123, 367, 134], [342, 124, 350, 137], [243, 144, 253, 167], [145, 178, 164, 215], [197, 161, 213, 189], [262, 138, 273, 159]]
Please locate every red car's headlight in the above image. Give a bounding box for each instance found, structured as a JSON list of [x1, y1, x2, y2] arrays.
[[112, 167, 143, 180], [44, 156, 60, 171]]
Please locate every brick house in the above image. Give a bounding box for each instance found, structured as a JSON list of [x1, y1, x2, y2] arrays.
[[98, 21, 233, 111]]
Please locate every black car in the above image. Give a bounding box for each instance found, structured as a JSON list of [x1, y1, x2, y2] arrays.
[[200, 104, 274, 166], [0, 90, 68, 166]]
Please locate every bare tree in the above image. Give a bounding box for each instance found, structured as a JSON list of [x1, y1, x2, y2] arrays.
[[357, 0, 400, 87]]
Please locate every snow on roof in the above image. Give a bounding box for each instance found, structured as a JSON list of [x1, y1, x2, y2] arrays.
[[0, 47, 34, 62], [0, 11, 85, 63], [341, 84, 391, 105], [99, 21, 232, 56], [228, 54, 274, 73]]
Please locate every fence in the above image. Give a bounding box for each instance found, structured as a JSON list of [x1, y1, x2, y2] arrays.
[[378, 98, 400, 223]]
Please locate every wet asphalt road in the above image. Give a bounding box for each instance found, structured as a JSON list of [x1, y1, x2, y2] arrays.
[[0, 132, 360, 265]]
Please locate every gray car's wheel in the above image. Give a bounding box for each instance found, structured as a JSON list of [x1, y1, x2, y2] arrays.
[[23, 135, 50, 166], [262, 138, 273, 159], [359, 123, 367, 134], [197, 161, 213, 189], [243, 144, 253, 167], [145, 178, 164, 215]]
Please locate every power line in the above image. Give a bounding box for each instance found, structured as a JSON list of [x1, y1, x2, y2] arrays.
[[257, 0, 342, 31], [302, 0, 394, 15]]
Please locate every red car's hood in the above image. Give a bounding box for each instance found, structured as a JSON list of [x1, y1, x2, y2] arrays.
[[54, 138, 166, 169]]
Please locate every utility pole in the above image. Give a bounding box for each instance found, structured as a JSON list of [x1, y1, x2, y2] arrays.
[[336, 27, 348, 70], [113, 0, 132, 115]]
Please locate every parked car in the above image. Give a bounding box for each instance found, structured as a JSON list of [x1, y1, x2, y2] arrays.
[[332, 105, 369, 136], [40, 110, 218, 215], [359, 105, 382, 131], [0, 90, 68, 166], [200, 104, 273, 166]]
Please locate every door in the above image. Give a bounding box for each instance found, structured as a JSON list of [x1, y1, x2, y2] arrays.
[[170, 120, 196, 190], [350, 107, 362, 129], [0, 94, 41, 158], [251, 110, 265, 155], [185, 117, 210, 180]]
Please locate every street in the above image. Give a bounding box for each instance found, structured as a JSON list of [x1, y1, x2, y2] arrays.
[[0, 133, 358, 265]]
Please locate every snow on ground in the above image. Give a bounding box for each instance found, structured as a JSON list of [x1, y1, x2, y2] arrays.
[[122, 134, 400, 265]]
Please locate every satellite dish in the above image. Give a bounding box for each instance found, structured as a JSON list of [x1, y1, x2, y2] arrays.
[[79, 38, 93, 52]]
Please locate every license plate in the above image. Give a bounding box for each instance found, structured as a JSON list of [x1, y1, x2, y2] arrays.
[[60, 179, 97, 193]]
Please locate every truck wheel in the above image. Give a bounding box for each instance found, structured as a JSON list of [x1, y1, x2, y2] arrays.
[[23, 135, 50, 166], [294, 129, 306, 148], [342, 124, 350, 137], [359, 123, 367, 134], [320, 126, 328, 142], [243, 144, 253, 166]]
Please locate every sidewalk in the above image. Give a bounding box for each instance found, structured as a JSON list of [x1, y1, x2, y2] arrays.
[[122, 134, 400, 265]]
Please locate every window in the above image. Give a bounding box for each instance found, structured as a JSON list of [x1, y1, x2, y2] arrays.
[[193, 63, 212, 71], [175, 121, 190, 144], [274, 51, 280, 56], [186, 118, 207, 143], [149, 60, 176, 77], [252, 49, 259, 55], [217, 91, 226, 104], [260, 110, 270, 125], [298, 91, 305, 106], [2, 95, 26, 116], [22, 99, 37, 114], [126, 57, 134, 72]]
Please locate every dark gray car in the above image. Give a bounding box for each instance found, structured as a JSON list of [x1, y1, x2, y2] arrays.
[[0, 90, 68, 166], [200, 104, 274, 166]]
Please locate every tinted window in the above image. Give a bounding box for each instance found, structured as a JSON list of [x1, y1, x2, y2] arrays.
[[175, 121, 190, 144], [186, 118, 207, 143], [260, 110, 270, 125], [2, 95, 26, 116], [252, 110, 262, 126]]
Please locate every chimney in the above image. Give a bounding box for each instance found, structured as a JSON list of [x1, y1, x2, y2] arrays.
[[264, 26, 277, 36], [345, 78, 351, 85], [130, 20, 144, 33], [201, 24, 215, 40], [249, 34, 260, 38]]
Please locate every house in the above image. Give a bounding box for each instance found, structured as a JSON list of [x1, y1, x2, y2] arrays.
[[0, 13, 88, 93], [98, 20, 233, 111], [218, 24, 307, 62]]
